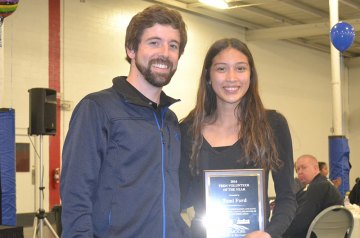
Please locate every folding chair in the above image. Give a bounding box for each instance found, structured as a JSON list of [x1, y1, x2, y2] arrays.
[[306, 205, 354, 238]]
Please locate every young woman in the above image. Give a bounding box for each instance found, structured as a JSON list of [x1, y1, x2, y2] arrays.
[[179, 38, 296, 238]]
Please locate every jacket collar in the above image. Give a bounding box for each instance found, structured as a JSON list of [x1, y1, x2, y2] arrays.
[[112, 76, 180, 109]]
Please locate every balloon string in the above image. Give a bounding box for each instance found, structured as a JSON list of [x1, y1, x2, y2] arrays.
[[0, 18, 3, 47], [10, 18, 13, 108]]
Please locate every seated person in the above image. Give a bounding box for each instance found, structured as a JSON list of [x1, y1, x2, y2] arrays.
[[349, 177, 360, 205], [283, 154, 343, 238], [318, 161, 342, 188]]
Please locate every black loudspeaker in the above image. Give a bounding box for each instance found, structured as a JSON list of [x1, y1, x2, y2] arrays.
[[28, 88, 57, 135]]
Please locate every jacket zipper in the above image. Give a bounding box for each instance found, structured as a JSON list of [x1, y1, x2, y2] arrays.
[[153, 108, 168, 238]]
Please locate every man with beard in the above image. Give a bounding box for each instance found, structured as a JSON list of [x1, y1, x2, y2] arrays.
[[60, 5, 189, 238]]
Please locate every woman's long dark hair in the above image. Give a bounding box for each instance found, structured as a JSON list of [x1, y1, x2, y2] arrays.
[[182, 38, 282, 175]]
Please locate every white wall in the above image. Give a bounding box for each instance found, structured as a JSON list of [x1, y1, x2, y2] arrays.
[[2, 0, 49, 213], [249, 41, 333, 161], [2, 0, 359, 212], [348, 65, 360, 186]]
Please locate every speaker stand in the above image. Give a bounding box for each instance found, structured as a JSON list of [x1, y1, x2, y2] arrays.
[[32, 135, 59, 238]]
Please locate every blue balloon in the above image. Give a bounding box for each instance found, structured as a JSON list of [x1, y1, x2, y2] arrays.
[[330, 21, 355, 52]]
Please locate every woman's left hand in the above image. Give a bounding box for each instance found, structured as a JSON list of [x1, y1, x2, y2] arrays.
[[245, 231, 271, 238]]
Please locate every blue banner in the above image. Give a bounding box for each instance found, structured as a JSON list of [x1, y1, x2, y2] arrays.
[[0, 108, 16, 226], [329, 136, 350, 198]]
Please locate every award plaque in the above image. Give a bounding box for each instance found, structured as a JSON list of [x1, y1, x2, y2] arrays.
[[204, 169, 265, 238]]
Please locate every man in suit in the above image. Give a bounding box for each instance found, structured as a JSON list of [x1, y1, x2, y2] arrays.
[[283, 154, 343, 238]]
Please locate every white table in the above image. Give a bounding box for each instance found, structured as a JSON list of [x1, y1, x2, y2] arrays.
[[351, 212, 360, 238]]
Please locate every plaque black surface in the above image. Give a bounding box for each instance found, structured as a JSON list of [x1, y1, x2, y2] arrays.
[[204, 169, 265, 238]]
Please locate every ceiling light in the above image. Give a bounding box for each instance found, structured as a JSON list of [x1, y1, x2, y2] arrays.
[[199, 0, 229, 9]]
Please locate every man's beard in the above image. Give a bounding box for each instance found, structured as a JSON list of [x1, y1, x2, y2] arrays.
[[135, 57, 176, 87]]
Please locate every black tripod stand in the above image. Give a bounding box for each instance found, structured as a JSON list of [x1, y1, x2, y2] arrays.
[[32, 135, 59, 238]]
